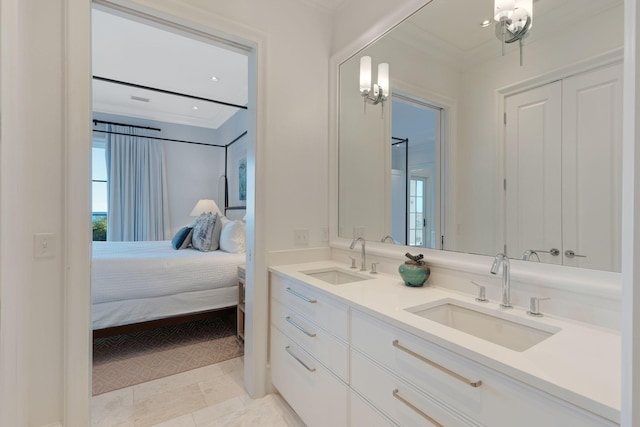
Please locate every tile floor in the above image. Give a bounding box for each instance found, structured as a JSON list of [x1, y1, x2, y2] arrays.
[[92, 357, 305, 427]]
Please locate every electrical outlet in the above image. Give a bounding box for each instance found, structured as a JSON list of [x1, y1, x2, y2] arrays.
[[320, 227, 329, 242], [294, 229, 309, 246]]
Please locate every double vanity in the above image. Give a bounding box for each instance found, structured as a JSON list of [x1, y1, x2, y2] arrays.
[[268, 261, 620, 426]]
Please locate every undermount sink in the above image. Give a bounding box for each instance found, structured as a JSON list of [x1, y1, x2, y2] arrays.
[[406, 299, 560, 352], [302, 268, 372, 285]]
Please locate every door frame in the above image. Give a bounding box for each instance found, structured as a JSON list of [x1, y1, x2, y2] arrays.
[[64, 1, 267, 425]]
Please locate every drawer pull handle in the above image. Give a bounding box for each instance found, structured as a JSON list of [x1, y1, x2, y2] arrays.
[[392, 389, 443, 427], [286, 287, 317, 303], [285, 345, 316, 372], [392, 340, 482, 388], [285, 316, 316, 337]]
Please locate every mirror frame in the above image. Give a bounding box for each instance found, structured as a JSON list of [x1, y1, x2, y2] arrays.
[[328, 0, 621, 298]]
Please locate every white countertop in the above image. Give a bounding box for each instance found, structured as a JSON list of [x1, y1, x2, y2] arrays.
[[269, 260, 621, 423]]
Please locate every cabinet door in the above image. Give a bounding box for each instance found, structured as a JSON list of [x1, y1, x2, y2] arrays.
[[562, 62, 622, 272], [505, 81, 563, 264]]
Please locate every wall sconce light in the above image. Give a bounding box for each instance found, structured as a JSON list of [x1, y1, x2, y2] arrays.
[[359, 56, 389, 106], [494, 0, 532, 66]]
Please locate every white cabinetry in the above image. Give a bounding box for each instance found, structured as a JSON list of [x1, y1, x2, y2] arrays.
[[269, 274, 349, 427], [351, 309, 616, 427], [268, 271, 617, 426]]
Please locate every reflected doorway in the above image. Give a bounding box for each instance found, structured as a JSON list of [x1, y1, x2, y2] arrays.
[[390, 95, 441, 248]]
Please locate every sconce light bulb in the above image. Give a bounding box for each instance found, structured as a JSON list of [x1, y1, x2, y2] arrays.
[[514, 0, 533, 28], [377, 63, 389, 98], [359, 56, 372, 94], [494, 0, 515, 21]]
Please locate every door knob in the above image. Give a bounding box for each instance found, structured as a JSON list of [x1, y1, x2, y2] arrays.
[[533, 248, 560, 256], [564, 249, 586, 258]]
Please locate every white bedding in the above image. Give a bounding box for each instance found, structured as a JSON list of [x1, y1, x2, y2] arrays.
[[91, 240, 245, 328]]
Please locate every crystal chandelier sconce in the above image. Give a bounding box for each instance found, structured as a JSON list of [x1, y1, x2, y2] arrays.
[[494, 0, 533, 66], [359, 56, 389, 108]]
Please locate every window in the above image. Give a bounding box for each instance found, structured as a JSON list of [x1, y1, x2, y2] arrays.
[[92, 134, 107, 241]]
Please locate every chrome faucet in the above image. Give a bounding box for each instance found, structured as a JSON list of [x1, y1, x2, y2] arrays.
[[381, 235, 396, 244], [490, 253, 512, 309], [349, 237, 367, 271], [521, 249, 540, 262]]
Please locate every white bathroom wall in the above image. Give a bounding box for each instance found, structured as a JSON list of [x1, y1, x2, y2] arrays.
[[0, 1, 69, 426]]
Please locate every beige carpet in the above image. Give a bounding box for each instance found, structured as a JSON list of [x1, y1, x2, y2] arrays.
[[93, 317, 243, 396]]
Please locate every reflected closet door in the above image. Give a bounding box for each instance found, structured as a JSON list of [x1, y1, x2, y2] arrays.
[[505, 81, 563, 265], [562, 63, 623, 272]]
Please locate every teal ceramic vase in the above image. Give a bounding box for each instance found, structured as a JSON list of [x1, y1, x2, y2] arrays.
[[398, 262, 430, 287]]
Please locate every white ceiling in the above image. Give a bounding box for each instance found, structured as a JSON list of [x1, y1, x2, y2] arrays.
[[390, 0, 622, 67], [91, 8, 248, 130]]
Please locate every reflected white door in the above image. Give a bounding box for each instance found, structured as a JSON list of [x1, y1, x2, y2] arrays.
[[505, 81, 563, 265], [505, 63, 622, 271], [562, 63, 622, 271]]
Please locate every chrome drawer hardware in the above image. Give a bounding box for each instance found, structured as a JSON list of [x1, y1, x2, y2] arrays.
[[392, 389, 443, 427], [285, 316, 317, 337], [285, 287, 317, 303], [392, 340, 482, 388], [285, 345, 316, 372]]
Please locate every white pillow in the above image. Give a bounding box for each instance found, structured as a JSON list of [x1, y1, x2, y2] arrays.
[[219, 220, 246, 253]]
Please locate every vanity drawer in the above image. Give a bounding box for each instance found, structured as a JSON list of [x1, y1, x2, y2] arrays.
[[352, 309, 618, 427], [352, 308, 484, 418], [351, 349, 481, 427], [350, 390, 397, 427], [271, 297, 348, 381], [270, 274, 348, 341], [270, 325, 348, 427]]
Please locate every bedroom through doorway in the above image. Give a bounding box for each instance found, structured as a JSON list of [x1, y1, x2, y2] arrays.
[[90, 4, 253, 419]]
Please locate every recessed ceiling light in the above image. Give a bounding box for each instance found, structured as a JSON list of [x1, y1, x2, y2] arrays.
[[210, 76, 219, 82], [192, 106, 199, 110], [481, 20, 491, 28]]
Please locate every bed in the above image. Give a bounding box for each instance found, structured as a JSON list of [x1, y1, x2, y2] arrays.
[[91, 240, 245, 332]]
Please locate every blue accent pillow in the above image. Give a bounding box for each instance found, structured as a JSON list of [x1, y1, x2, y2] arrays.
[[171, 226, 193, 250]]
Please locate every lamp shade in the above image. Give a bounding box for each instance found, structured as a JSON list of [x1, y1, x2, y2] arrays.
[[359, 56, 372, 93], [190, 199, 222, 216]]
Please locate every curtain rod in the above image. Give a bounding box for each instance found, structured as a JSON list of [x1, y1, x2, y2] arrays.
[[93, 119, 161, 132], [93, 76, 248, 110], [226, 131, 247, 147], [92, 129, 227, 148], [392, 137, 408, 146]]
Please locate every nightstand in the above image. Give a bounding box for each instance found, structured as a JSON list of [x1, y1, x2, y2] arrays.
[[237, 265, 245, 343]]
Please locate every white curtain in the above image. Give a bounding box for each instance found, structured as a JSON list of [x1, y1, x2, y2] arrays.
[[105, 124, 170, 241]]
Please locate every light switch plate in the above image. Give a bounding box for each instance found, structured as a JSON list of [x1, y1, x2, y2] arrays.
[[320, 226, 329, 242], [34, 233, 56, 259]]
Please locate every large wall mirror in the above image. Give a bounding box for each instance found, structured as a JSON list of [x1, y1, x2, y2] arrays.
[[338, 0, 623, 272]]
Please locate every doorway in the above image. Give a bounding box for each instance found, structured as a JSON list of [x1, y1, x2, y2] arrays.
[[89, 4, 256, 423], [390, 94, 442, 248]]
